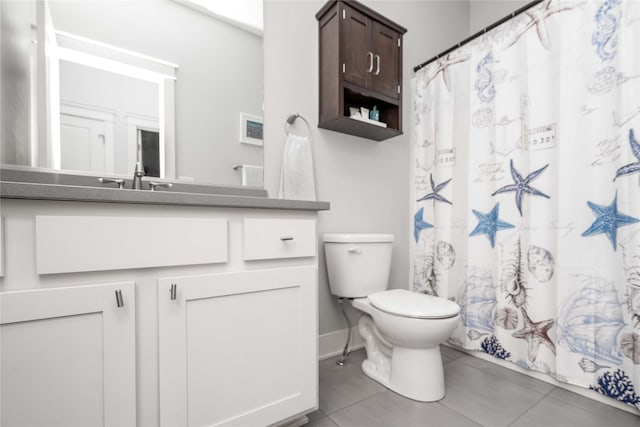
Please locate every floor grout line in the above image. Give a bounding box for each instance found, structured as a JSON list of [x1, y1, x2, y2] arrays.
[[322, 387, 388, 417], [434, 401, 484, 427], [452, 355, 558, 396], [505, 384, 563, 427], [323, 388, 392, 427]]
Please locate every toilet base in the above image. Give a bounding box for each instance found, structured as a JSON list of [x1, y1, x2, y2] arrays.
[[361, 345, 446, 402], [357, 312, 447, 402]]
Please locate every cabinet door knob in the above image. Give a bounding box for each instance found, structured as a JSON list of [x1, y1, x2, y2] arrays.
[[170, 283, 177, 301], [367, 51, 374, 73], [115, 289, 124, 308], [374, 54, 381, 76]]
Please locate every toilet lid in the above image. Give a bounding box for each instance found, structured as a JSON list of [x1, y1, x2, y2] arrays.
[[368, 289, 460, 319]]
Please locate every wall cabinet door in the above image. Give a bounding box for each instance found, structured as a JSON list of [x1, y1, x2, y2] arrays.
[[371, 21, 401, 99], [342, 5, 372, 89], [0, 282, 136, 427], [158, 266, 317, 427], [341, 3, 401, 99]]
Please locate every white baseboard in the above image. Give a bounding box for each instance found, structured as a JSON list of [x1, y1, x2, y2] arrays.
[[443, 343, 640, 416], [319, 326, 365, 360]]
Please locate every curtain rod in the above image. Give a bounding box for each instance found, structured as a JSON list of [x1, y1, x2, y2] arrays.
[[413, 0, 543, 73]]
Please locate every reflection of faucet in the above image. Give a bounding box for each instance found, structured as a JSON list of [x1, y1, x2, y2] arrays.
[[132, 161, 145, 189]]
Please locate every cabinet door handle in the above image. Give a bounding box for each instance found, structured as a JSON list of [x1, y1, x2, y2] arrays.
[[280, 236, 294, 241], [374, 54, 381, 75], [170, 283, 177, 301], [115, 289, 124, 308], [367, 51, 374, 73]]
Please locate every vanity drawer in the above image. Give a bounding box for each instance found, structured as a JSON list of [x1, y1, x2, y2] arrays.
[[36, 216, 228, 274], [243, 218, 316, 260]]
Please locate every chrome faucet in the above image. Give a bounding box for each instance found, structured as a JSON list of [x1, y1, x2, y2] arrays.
[[132, 161, 145, 190]]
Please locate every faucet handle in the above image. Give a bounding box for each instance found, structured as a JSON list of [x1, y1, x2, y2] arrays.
[[98, 177, 125, 189], [148, 181, 173, 191]]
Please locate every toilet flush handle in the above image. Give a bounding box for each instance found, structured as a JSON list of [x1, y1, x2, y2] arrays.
[[348, 247, 362, 254]]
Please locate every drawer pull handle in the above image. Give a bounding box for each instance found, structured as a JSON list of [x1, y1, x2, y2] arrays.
[[170, 283, 177, 301], [115, 289, 124, 308], [280, 236, 294, 241], [348, 247, 362, 254]]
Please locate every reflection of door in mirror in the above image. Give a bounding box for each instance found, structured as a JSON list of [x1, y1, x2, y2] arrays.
[[59, 107, 114, 174], [59, 60, 161, 177]]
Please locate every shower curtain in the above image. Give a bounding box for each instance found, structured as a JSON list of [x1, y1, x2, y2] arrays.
[[412, 0, 640, 410]]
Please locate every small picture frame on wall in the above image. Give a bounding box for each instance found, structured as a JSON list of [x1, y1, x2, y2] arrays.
[[240, 113, 263, 146]]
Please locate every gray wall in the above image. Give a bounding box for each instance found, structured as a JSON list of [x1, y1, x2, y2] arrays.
[[469, 0, 530, 34], [263, 0, 471, 337]]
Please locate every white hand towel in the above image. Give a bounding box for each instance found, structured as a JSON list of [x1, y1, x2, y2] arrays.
[[278, 134, 316, 201], [241, 164, 263, 187]]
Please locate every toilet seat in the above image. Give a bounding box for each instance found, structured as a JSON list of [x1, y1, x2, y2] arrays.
[[368, 289, 460, 319]]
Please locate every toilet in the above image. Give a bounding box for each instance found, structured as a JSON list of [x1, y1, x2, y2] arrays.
[[323, 233, 460, 402]]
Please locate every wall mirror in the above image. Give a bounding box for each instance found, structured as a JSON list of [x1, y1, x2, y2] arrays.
[[1, 0, 264, 187]]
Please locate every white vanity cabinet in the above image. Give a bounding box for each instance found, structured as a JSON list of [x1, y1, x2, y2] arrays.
[[0, 281, 136, 427], [0, 198, 323, 427], [158, 266, 317, 427]]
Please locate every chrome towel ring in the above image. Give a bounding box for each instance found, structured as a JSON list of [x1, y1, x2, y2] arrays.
[[284, 113, 311, 138]]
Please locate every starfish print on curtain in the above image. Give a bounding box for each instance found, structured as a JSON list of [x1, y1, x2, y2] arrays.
[[421, 52, 471, 91], [469, 202, 515, 248], [414, 207, 433, 243], [505, 0, 576, 50], [492, 159, 550, 216], [582, 193, 639, 251], [416, 174, 452, 205], [511, 308, 556, 362]]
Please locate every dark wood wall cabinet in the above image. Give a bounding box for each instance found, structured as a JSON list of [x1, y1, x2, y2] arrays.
[[317, 0, 407, 141]]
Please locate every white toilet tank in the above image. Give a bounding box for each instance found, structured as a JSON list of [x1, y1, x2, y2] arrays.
[[323, 234, 394, 298]]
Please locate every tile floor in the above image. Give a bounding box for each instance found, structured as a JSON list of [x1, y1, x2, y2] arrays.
[[307, 346, 640, 427]]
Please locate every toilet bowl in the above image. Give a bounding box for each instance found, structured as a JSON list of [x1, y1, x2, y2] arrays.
[[323, 233, 460, 402]]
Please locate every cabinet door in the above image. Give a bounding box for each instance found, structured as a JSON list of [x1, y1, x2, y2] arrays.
[[371, 21, 401, 99], [0, 282, 136, 427], [159, 266, 317, 427], [341, 4, 373, 89]]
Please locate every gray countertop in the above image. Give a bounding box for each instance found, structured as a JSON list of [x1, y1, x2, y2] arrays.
[[0, 169, 330, 211]]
